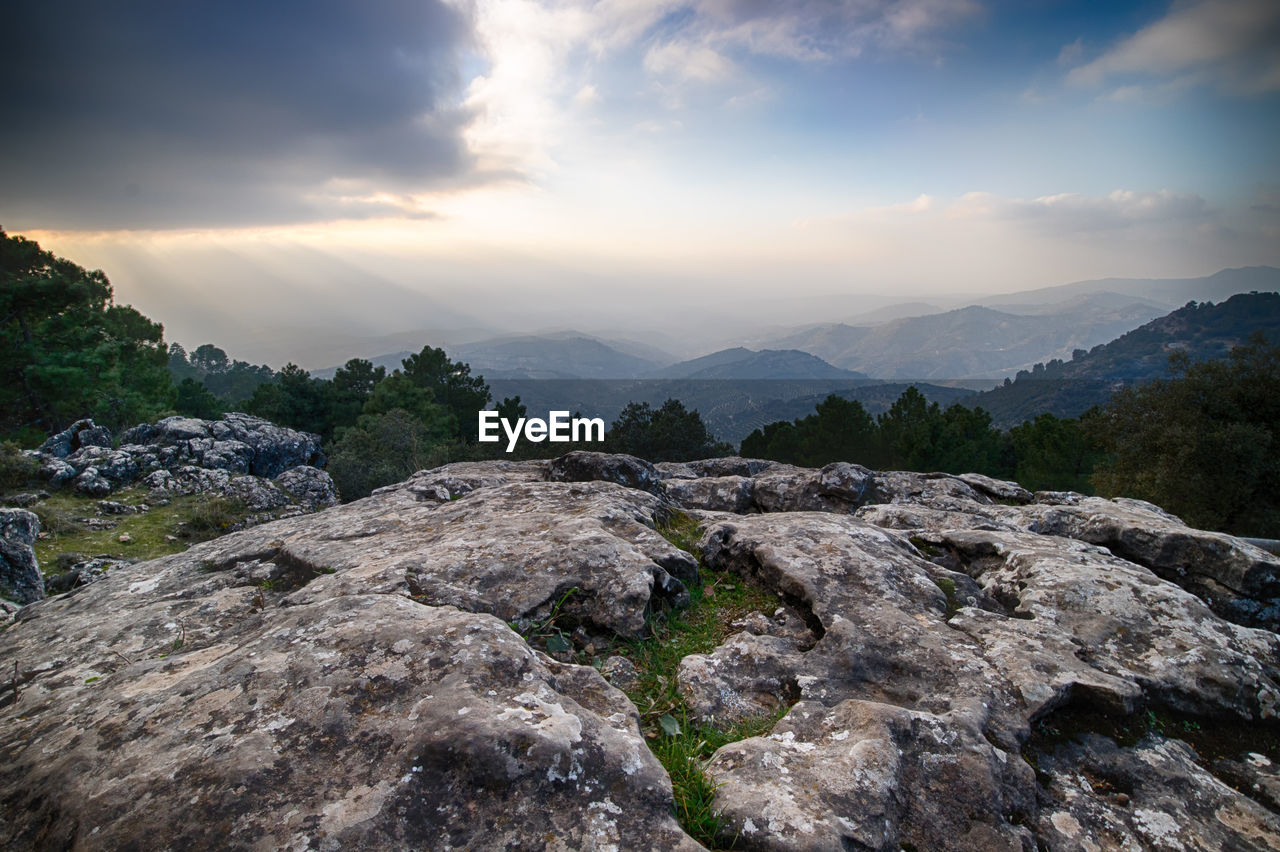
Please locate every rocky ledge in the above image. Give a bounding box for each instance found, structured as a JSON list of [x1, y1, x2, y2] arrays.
[[27, 413, 332, 506], [2, 452, 1278, 850]]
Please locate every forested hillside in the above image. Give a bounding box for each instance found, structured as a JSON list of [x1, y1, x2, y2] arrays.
[[969, 292, 1280, 427]]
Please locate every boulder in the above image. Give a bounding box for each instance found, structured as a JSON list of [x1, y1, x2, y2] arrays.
[[65, 445, 139, 483], [382, 459, 549, 503], [683, 511, 1279, 849], [72, 468, 112, 497], [193, 478, 697, 640], [1020, 495, 1280, 630], [1035, 734, 1280, 850], [655, 457, 793, 479], [751, 462, 875, 513], [274, 465, 339, 510], [39, 413, 324, 499], [660, 474, 755, 513], [35, 418, 113, 457], [546, 451, 663, 495], [1, 592, 697, 851], [216, 412, 325, 477], [0, 509, 44, 605]]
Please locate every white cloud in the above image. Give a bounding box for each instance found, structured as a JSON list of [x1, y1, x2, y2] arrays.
[[1067, 0, 1280, 95], [1057, 37, 1085, 66], [457, 0, 988, 183], [644, 41, 737, 83], [949, 189, 1212, 232], [681, 0, 981, 63], [572, 84, 602, 107]]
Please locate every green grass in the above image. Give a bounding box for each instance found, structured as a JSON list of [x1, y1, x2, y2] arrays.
[[611, 510, 787, 849], [30, 488, 257, 571], [932, 576, 960, 619]]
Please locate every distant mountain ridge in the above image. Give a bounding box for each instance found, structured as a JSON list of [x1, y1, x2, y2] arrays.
[[763, 295, 1166, 380], [973, 266, 1280, 311], [652, 348, 866, 380], [967, 291, 1280, 427], [449, 334, 664, 379]]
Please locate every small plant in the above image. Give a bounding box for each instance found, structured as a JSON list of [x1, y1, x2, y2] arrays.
[[909, 536, 942, 559], [184, 495, 246, 535], [614, 512, 788, 848], [656, 509, 703, 555], [0, 441, 41, 491], [32, 504, 78, 536], [931, 576, 960, 619], [511, 586, 582, 655]]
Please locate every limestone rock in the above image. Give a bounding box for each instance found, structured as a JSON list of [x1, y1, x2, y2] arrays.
[[5, 452, 1279, 850], [37, 418, 104, 458], [72, 468, 112, 496], [656, 457, 792, 479], [683, 510, 1280, 849], [192, 478, 697, 640], [958, 472, 1033, 504], [1, 589, 697, 851], [382, 459, 548, 502], [660, 474, 756, 513], [601, 655, 641, 692], [0, 508, 43, 605], [274, 465, 339, 509], [1020, 495, 1280, 630], [1035, 734, 1280, 851], [128, 412, 325, 478], [751, 462, 876, 513], [547, 450, 663, 495], [65, 445, 139, 483]]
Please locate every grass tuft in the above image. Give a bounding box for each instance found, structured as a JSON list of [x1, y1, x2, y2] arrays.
[[31, 488, 259, 571], [613, 511, 788, 849]]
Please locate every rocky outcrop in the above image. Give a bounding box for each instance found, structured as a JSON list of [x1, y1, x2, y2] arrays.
[[2, 454, 1278, 850], [19, 414, 336, 529], [118, 412, 325, 478], [1020, 494, 1280, 629], [0, 509, 43, 605]]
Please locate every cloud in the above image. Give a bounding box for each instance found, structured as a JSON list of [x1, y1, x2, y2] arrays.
[[0, 0, 477, 229], [1067, 0, 1280, 95], [644, 41, 737, 83], [1057, 38, 1085, 67], [658, 0, 981, 69], [572, 84, 602, 107], [950, 189, 1212, 232]]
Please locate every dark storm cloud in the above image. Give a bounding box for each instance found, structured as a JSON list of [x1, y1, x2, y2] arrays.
[[0, 0, 478, 229]]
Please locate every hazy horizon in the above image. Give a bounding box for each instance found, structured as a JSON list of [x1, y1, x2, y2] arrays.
[[4, 1, 1279, 366]]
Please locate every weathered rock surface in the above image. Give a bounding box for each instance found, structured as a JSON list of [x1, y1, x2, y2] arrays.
[[195, 477, 697, 640], [3, 454, 1279, 850], [26, 414, 329, 502], [1020, 495, 1280, 630], [547, 450, 664, 495], [1035, 734, 1280, 851], [0, 509, 43, 605], [2, 594, 696, 850]]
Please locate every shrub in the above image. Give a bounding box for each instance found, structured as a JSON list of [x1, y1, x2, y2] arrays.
[[0, 441, 41, 491]]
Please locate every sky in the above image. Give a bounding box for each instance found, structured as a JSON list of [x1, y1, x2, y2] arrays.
[[3, 0, 1279, 363]]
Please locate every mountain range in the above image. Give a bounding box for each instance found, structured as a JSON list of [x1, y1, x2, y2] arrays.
[[307, 267, 1279, 385], [965, 291, 1280, 427]]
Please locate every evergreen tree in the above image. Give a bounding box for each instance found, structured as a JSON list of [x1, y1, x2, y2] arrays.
[[604, 398, 731, 462], [1090, 334, 1280, 536], [1, 229, 173, 441]]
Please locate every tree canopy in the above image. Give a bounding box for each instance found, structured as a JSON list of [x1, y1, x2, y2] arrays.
[[604, 399, 732, 462], [1, 229, 173, 441], [1089, 333, 1280, 537]]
